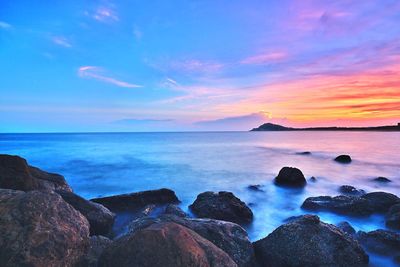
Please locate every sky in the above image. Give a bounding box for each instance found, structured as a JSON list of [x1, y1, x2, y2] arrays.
[[1, 0, 400, 132]]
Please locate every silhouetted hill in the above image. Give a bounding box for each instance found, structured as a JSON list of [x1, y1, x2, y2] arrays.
[[251, 123, 400, 131]]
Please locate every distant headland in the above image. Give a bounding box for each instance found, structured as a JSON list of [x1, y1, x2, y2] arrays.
[[251, 122, 400, 131]]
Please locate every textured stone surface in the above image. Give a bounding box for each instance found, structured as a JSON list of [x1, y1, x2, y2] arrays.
[[274, 167, 306, 187]]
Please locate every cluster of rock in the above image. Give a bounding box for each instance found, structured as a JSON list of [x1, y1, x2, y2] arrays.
[[0, 154, 398, 266]]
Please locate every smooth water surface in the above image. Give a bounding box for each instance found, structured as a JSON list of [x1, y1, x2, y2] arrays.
[[1, 131, 399, 265]]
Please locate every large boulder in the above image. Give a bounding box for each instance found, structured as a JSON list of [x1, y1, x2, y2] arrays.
[[128, 214, 256, 267], [301, 192, 400, 216], [301, 195, 373, 216], [339, 185, 365, 196], [0, 189, 89, 266], [0, 154, 72, 192], [274, 167, 306, 187], [56, 190, 115, 235], [253, 215, 368, 267], [386, 204, 400, 229], [77, 235, 112, 267], [357, 229, 400, 256], [361, 192, 400, 213], [99, 222, 237, 267], [189, 191, 253, 224], [91, 188, 179, 211], [334, 155, 352, 164]]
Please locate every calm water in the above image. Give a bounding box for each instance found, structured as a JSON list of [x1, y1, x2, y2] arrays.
[[1, 131, 399, 265]]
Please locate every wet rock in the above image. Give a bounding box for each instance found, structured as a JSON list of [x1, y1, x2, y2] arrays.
[[373, 176, 391, 183], [302, 195, 373, 216], [189, 191, 253, 224], [296, 151, 311, 155], [274, 167, 306, 187], [309, 176, 317, 182], [362, 192, 400, 213], [0, 189, 89, 266], [334, 154, 352, 164], [247, 184, 264, 192], [164, 204, 187, 217], [99, 222, 237, 267], [77, 235, 112, 267], [0, 154, 72, 192], [302, 192, 400, 216], [339, 185, 365, 196], [91, 188, 180, 211], [128, 214, 256, 267], [357, 229, 400, 255], [386, 204, 400, 229], [337, 221, 356, 236], [56, 190, 115, 236], [253, 215, 368, 267]]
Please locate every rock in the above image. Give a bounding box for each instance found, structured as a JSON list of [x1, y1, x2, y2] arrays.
[[0, 154, 72, 192], [373, 176, 391, 183], [296, 151, 311, 155], [128, 214, 256, 267], [339, 185, 365, 196], [309, 176, 317, 182], [337, 221, 356, 236], [357, 229, 400, 255], [77, 235, 112, 267], [302, 192, 400, 216], [274, 167, 306, 187], [302, 195, 373, 216], [247, 184, 264, 192], [99, 222, 237, 267], [362, 192, 400, 213], [0, 189, 89, 266], [334, 154, 352, 163], [91, 188, 180, 211], [253, 215, 368, 267], [189, 191, 253, 224], [56, 190, 115, 236], [164, 204, 187, 217], [386, 204, 400, 229]]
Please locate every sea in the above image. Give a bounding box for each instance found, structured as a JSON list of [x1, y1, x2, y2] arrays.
[[1, 131, 399, 266]]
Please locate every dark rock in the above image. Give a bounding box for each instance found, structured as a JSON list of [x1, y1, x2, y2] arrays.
[[164, 204, 187, 217], [253, 215, 368, 267], [302, 192, 400, 216], [91, 188, 180, 211], [189, 191, 253, 224], [77, 235, 112, 267], [56, 190, 115, 236], [373, 176, 391, 183], [386, 204, 400, 229], [0, 154, 72, 192], [357, 229, 400, 255], [339, 185, 365, 196], [309, 176, 317, 182], [361, 192, 400, 213], [296, 151, 311, 155], [128, 214, 256, 267], [0, 189, 89, 266], [302, 195, 373, 216], [247, 184, 264, 192], [274, 167, 306, 187], [99, 222, 237, 267], [334, 154, 352, 163], [337, 221, 356, 236]]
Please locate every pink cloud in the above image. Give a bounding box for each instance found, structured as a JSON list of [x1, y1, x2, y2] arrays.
[[78, 66, 142, 88], [240, 52, 288, 65]]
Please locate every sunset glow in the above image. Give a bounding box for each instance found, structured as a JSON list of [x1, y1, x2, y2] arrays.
[[1, 0, 399, 132]]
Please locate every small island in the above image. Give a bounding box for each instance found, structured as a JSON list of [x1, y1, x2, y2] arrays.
[[251, 123, 400, 132]]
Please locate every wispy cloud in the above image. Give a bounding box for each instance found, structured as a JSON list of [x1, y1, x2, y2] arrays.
[[0, 21, 12, 29], [52, 36, 72, 48], [78, 66, 142, 88], [92, 7, 119, 22], [241, 52, 288, 65], [113, 118, 174, 124]]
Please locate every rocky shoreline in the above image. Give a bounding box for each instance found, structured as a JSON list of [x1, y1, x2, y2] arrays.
[[0, 154, 399, 266]]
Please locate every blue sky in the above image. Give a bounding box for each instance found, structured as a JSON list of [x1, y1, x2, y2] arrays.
[[1, 0, 400, 132]]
